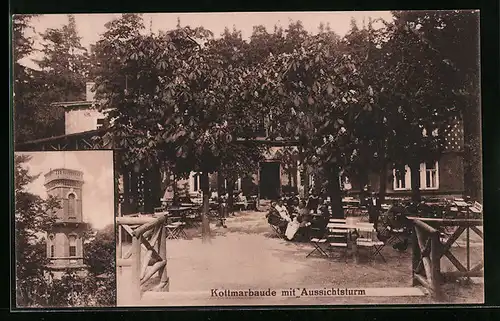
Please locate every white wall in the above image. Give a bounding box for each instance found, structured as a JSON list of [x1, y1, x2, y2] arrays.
[[65, 108, 105, 135]]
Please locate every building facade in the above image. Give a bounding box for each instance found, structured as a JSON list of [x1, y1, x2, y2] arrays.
[[44, 168, 88, 278]]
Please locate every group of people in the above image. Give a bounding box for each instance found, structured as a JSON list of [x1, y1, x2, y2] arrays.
[[266, 191, 332, 241], [267, 187, 412, 248]]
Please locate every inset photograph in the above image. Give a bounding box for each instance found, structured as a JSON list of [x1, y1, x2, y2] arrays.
[[14, 150, 115, 308]]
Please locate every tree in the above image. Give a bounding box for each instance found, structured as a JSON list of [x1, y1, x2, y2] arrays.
[[28, 14, 90, 138], [14, 154, 59, 307], [275, 146, 299, 193], [12, 14, 38, 63], [392, 10, 481, 201], [35, 14, 90, 101], [14, 14, 92, 142], [12, 14, 43, 143], [253, 21, 366, 218], [375, 12, 467, 202], [219, 143, 265, 212], [83, 224, 116, 306], [339, 17, 392, 201], [93, 18, 280, 242], [84, 224, 115, 276]]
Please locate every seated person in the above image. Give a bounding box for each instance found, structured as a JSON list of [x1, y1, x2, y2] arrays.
[[306, 192, 320, 213], [296, 200, 310, 221], [294, 201, 312, 241], [290, 192, 300, 208], [236, 192, 248, 210], [274, 199, 292, 233], [285, 192, 298, 207], [317, 199, 330, 225]]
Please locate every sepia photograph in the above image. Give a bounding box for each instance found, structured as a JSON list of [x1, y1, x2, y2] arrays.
[[13, 151, 116, 308], [12, 10, 482, 307]]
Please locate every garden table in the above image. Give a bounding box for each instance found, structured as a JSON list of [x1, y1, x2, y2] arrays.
[[327, 222, 384, 261]]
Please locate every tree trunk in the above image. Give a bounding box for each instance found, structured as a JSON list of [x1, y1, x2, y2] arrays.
[[227, 179, 235, 214], [172, 173, 179, 206], [147, 162, 161, 212], [287, 170, 292, 193], [379, 161, 387, 204], [298, 148, 309, 199], [359, 167, 369, 192], [409, 160, 421, 203], [303, 165, 310, 199], [328, 165, 344, 219], [200, 171, 211, 243], [130, 171, 139, 213], [217, 172, 225, 198], [463, 95, 482, 201], [292, 166, 298, 193]]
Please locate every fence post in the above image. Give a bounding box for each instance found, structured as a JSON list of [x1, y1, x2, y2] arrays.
[[159, 224, 169, 291], [158, 225, 165, 279], [411, 224, 420, 286], [130, 235, 142, 303], [431, 232, 443, 299]]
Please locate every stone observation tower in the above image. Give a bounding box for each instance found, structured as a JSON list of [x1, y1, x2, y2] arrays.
[[44, 168, 88, 277]]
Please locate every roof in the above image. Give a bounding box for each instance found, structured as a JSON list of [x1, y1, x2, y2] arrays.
[[44, 168, 83, 176], [51, 101, 95, 109], [15, 128, 108, 147]]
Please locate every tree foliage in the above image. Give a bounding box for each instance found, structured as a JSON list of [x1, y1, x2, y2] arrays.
[[391, 10, 481, 200], [13, 14, 91, 142], [15, 154, 59, 306]]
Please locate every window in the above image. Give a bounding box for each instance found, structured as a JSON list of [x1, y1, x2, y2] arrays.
[[69, 235, 77, 257], [393, 165, 411, 191], [192, 173, 200, 192], [392, 162, 439, 191], [96, 118, 106, 129], [421, 161, 439, 190], [234, 178, 242, 191], [48, 234, 55, 257], [340, 175, 352, 191], [68, 193, 76, 219]]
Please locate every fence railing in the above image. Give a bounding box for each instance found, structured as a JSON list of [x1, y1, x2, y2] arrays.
[[116, 215, 169, 303], [410, 217, 483, 299]]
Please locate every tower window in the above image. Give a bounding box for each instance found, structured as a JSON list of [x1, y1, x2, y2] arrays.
[[48, 234, 55, 258], [68, 193, 76, 219], [69, 235, 77, 257]]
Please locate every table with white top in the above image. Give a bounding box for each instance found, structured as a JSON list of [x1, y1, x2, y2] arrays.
[[326, 222, 380, 262]]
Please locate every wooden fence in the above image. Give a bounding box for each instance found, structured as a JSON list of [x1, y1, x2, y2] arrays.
[[410, 217, 483, 299], [116, 215, 170, 303]]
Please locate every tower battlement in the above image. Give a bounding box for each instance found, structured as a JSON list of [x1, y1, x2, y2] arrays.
[[44, 168, 84, 186]]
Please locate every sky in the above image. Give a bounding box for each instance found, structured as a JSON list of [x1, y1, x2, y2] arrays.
[[16, 151, 115, 230], [19, 11, 394, 69]]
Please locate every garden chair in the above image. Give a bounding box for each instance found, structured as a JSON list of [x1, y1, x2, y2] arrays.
[[355, 222, 386, 262], [307, 237, 329, 258], [266, 209, 286, 239], [326, 218, 349, 260]]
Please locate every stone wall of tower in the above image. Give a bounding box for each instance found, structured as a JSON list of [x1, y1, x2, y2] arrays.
[[44, 169, 84, 222], [44, 169, 87, 273]]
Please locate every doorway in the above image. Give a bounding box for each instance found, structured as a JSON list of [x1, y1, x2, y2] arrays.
[[259, 162, 281, 200]]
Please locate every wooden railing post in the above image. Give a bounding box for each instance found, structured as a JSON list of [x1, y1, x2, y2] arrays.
[[158, 224, 169, 291], [131, 235, 142, 302], [431, 232, 443, 299], [411, 225, 420, 286]]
